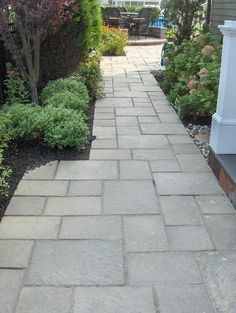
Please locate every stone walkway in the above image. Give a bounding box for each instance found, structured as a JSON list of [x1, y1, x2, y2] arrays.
[[0, 45, 236, 313]]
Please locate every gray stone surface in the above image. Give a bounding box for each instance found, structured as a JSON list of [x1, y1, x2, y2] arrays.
[[92, 139, 117, 149], [16, 287, 73, 313], [124, 216, 168, 252], [27, 240, 124, 285], [96, 98, 133, 108], [204, 215, 236, 250], [0, 240, 33, 268], [56, 161, 118, 180], [158, 113, 180, 123], [6, 197, 46, 216], [150, 160, 181, 172], [154, 173, 222, 195], [120, 161, 152, 179], [156, 284, 214, 313], [168, 135, 193, 144], [74, 287, 156, 313], [171, 143, 200, 154], [128, 252, 202, 284], [60, 216, 122, 240], [177, 154, 210, 172], [90, 149, 131, 160], [117, 126, 141, 135], [45, 197, 101, 216], [0, 217, 60, 239], [119, 135, 169, 149], [0, 269, 24, 313], [132, 148, 174, 160], [116, 117, 138, 126], [15, 180, 68, 196], [197, 252, 236, 313], [167, 226, 214, 251], [138, 116, 159, 123], [141, 123, 186, 135], [23, 162, 58, 180], [196, 195, 235, 214], [68, 181, 102, 196], [104, 180, 159, 214], [116, 108, 156, 116], [160, 196, 203, 226], [93, 126, 116, 139]]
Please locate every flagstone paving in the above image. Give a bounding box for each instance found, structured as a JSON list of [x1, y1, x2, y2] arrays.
[[0, 45, 236, 313]]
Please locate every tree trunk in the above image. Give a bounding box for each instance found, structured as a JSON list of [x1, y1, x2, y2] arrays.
[[206, 0, 212, 25], [30, 83, 38, 105]]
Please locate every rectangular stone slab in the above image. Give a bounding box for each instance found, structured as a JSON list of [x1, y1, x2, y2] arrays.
[[26, 240, 124, 286]]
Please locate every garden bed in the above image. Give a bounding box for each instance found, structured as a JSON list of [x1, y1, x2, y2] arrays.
[[0, 102, 95, 220]]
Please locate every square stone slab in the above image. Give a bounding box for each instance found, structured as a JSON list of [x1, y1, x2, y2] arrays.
[[116, 117, 138, 127], [96, 98, 133, 108], [154, 173, 222, 195], [167, 226, 214, 251], [26, 240, 124, 286], [156, 284, 214, 313], [168, 135, 193, 144], [119, 135, 169, 149], [15, 181, 68, 196], [74, 287, 156, 313], [177, 154, 210, 172], [92, 139, 117, 149], [0, 217, 60, 239], [128, 252, 202, 284], [45, 197, 101, 216], [6, 197, 46, 216], [172, 143, 200, 154], [195, 195, 235, 214], [60, 216, 122, 240], [204, 214, 236, 250], [93, 126, 116, 139], [0, 269, 24, 313], [15, 287, 72, 313], [56, 161, 118, 180], [68, 181, 102, 196], [160, 196, 203, 226], [103, 180, 159, 214], [120, 161, 152, 179], [23, 162, 58, 180], [116, 108, 156, 116], [124, 216, 168, 252], [197, 252, 236, 313], [0, 240, 33, 268]]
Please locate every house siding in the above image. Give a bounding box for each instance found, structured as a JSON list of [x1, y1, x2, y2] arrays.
[[211, 0, 236, 33]]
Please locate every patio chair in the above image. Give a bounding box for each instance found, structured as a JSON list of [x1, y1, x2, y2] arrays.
[[118, 7, 128, 13], [129, 8, 152, 36], [104, 7, 127, 28], [101, 7, 108, 24]]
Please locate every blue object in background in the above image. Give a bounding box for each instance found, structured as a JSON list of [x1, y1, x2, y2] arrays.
[[151, 15, 166, 28]]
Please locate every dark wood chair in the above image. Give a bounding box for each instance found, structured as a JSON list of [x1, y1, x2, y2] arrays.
[[129, 8, 152, 35], [118, 7, 128, 13], [104, 7, 127, 28]]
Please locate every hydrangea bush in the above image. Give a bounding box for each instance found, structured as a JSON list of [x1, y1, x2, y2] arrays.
[[161, 33, 222, 119]]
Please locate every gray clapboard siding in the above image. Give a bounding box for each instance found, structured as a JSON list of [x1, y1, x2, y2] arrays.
[[211, 0, 236, 33]]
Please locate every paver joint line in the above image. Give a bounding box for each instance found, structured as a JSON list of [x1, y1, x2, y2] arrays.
[[0, 45, 235, 313]]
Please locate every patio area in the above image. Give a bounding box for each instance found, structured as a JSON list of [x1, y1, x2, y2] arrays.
[[0, 45, 236, 313]]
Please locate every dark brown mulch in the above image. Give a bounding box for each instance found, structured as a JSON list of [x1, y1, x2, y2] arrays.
[[0, 102, 95, 220]]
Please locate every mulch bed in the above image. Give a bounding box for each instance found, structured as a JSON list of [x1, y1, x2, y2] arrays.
[[0, 102, 95, 220]]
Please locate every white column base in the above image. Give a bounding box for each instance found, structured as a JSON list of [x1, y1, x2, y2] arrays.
[[210, 113, 236, 154]]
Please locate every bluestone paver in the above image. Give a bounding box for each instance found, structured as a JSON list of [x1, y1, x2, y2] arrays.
[[15, 180, 68, 196], [15, 287, 73, 313], [124, 215, 168, 252], [74, 287, 156, 313], [26, 240, 124, 286], [23, 161, 58, 180], [44, 197, 101, 216], [68, 180, 102, 196], [156, 284, 214, 313], [103, 180, 159, 214], [6, 196, 46, 216], [0, 240, 33, 268], [150, 159, 181, 172], [90, 149, 131, 160], [160, 196, 203, 226], [0, 269, 24, 313], [60, 216, 122, 240], [196, 195, 235, 214], [120, 160, 152, 179]]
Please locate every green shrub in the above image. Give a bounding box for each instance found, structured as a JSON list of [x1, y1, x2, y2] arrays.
[[77, 55, 103, 99], [100, 26, 128, 56], [3, 103, 89, 150], [41, 78, 90, 111], [0, 114, 13, 197], [161, 33, 221, 119], [35, 106, 89, 150], [4, 65, 30, 106]]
